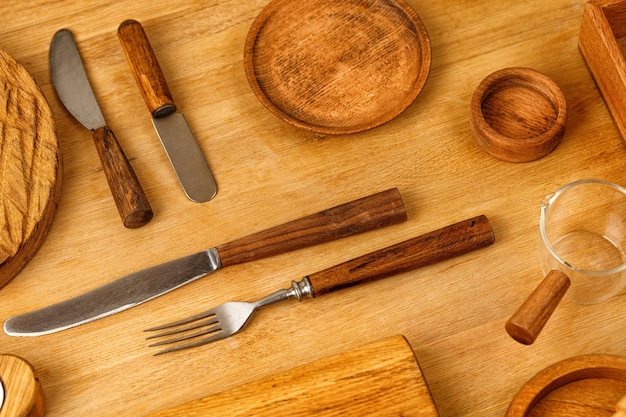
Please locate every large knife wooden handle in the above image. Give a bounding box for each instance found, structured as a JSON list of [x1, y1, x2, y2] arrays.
[[216, 188, 407, 267], [307, 215, 495, 295], [505, 270, 570, 345], [92, 126, 153, 228], [117, 19, 176, 118]]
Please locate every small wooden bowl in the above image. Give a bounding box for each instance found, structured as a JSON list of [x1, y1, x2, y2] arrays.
[[470, 67, 568, 162], [505, 354, 626, 416], [243, 0, 432, 135]]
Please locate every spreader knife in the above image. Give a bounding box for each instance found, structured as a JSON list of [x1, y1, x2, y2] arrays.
[[117, 19, 217, 203], [4, 188, 407, 336], [50, 29, 153, 228]]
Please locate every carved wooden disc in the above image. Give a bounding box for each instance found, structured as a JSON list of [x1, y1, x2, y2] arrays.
[[0, 49, 62, 288], [244, 0, 432, 135]]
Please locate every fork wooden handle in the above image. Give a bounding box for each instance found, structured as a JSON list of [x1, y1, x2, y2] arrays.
[[216, 188, 407, 267], [307, 215, 495, 295]]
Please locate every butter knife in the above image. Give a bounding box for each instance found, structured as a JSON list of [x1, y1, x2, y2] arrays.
[[50, 29, 153, 228], [4, 188, 407, 336], [117, 19, 217, 203]]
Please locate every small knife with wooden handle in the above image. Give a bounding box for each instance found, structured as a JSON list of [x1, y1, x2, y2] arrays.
[[117, 19, 217, 203], [50, 29, 153, 228]]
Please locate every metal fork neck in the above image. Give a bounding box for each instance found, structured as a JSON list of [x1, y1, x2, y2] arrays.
[[253, 277, 313, 309]]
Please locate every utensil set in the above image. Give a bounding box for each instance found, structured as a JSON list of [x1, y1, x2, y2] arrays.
[[5, 14, 499, 355], [147, 215, 495, 354]]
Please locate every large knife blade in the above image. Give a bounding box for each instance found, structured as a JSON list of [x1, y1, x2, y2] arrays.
[[4, 188, 407, 336], [117, 19, 217, 203], [50, 29, 153, 228]]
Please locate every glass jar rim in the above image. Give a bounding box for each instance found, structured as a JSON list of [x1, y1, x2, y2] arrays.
[[540, 178, 626, 276]]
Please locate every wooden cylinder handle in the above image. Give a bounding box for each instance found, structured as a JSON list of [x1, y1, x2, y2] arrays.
[[216, 188, 407, 267], [117, 19, 175, 118], [308, 215, 495, 295], [92, 126, 153, 228], [505, 270, 571, 345]]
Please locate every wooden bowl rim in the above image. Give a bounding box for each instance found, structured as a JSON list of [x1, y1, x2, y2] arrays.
[[243, 0, 432, 135], [470, 67, 567, 162], [505, 354, 626, 417]]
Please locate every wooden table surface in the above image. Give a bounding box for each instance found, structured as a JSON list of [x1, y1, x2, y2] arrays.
[[1, 0, 625, 416]]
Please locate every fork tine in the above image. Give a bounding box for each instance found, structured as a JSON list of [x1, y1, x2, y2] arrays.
[[153, 330, 229, 356], [145, 316, 219, 340], [144, 308, 219, 332], [148, 322, 222, 347]]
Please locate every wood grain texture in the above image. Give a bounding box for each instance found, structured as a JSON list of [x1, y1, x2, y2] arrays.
[[0, 354, 44, 417], [505, 270, 571, 345], [216, 187, 407, 267], [579, 0, 626, 144], [505, 354, 626, 417], [91, 125, 153, 228], [309, 215, 494, 295], [0, 1, 626, 417], [614, 394, 626, 417], [144, 335, 439, 417], [117, 20, 176, 117], [0, 48, 61, 288], [469, 67, 568, 162], [243, 0, 431, 134]]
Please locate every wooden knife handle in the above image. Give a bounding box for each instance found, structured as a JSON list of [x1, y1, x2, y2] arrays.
[[307, 215, 495, 295], [117, 19, 176, 118], [92, 126, 153, 228], [505, 270, 571, 345], [216, 188, 407, 267]]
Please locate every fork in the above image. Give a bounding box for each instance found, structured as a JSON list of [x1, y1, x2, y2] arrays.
[[146, 215, 495, 354]]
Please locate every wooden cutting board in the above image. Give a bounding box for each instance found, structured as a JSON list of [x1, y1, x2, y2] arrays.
[[144, 335, 439, 417], [0, 48, 62, 288]]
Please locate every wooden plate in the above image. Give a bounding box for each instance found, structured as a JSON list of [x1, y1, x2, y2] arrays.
[[0, 49, 62, 288], [505, 354, 626, 416], [244, 0, 432, 135]]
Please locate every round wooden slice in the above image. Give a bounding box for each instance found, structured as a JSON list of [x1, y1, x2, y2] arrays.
[[244, 0, 432, 135], [0, 49, 62, 289]]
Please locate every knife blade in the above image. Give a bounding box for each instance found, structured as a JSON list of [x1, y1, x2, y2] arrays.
[[50, 29, 153, 228], [117, 19, 217, 203], [4, 188, 407, 336]]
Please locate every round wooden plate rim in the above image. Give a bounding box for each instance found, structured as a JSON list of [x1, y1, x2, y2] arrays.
[[243, 0, 432, 135], [505, 354, 626, 417]]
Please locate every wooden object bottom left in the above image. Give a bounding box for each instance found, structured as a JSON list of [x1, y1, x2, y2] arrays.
[[145, 335, 438, 417]]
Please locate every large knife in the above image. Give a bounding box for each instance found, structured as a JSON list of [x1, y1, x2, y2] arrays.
[[4, 188, 407, 336], [117, 19, 217, 203], [50, 29, 153, 229]]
